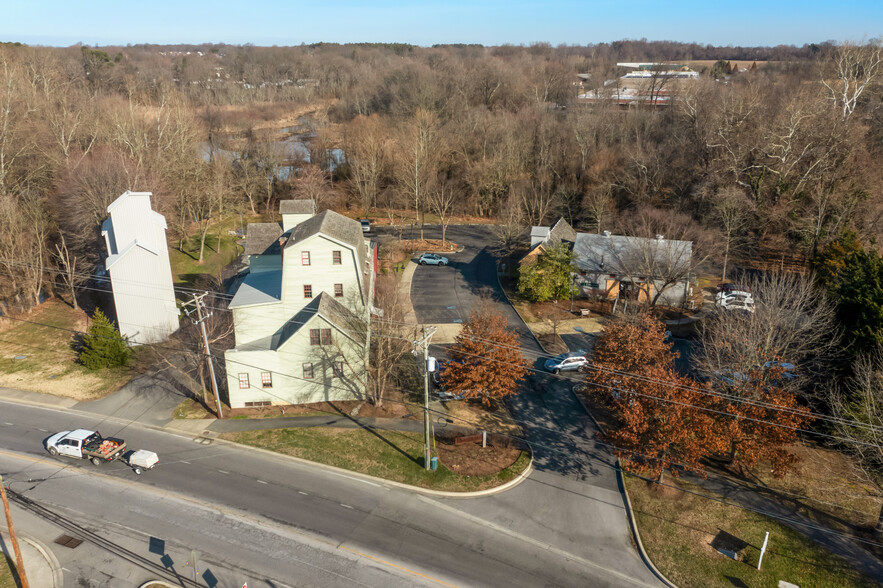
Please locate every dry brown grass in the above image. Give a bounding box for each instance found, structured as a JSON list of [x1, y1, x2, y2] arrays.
[[442, 398, 521, 435], [0, 299, 133, 400]]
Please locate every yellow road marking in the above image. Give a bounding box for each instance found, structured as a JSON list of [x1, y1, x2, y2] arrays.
[[339, 544, 459, 588]]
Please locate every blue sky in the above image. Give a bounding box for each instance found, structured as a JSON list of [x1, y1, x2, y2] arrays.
[[2, 1, 880, 47]]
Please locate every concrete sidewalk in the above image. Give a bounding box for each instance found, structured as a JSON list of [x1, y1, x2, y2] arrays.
[[0, 531, 62, 588]]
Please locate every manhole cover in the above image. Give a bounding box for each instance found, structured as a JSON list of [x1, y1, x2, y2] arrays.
[[54, 534, 83, 548]]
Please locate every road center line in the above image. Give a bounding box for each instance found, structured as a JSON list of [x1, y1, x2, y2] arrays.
[[340, 503, 353, 509], [256, 479, 268, 484], [217, 469, 229, 474], [3, 422, 13, 426], [298, 491, 309, 495]]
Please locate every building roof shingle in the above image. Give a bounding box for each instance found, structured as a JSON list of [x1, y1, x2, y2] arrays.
[[279, 199, 316, 215], [245, 223, 284, 256]]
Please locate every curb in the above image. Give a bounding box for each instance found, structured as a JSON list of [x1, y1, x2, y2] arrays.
[[208, 434, 534, 498], [569, 387, 679, 588], [22, 535, 64, 588], [493, 263, 554, 355], [0, 386, 534, 499]]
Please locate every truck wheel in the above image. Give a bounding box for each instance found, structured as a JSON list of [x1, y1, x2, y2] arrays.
[[91, 457, 102, 466], [48, 447, 58, 456], [133, 467, 143, 475]]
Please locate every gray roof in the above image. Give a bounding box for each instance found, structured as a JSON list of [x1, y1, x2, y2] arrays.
[[573, 233, 692, 278], [545, 218, 577, 248], [286, 210, 367, 294], [279, 199, 316, 215], [235, 292, 362, 351], [228, 269, 282, 309], [245, 223, 284, 256]]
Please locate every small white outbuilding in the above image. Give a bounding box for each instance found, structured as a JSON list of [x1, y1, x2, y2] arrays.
[[101, 191, 179, 344]]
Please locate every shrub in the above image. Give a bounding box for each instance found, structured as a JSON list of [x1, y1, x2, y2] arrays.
[[79, 309, 131, 370]]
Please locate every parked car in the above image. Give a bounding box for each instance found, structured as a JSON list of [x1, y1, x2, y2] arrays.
[[717, 282, 752, 294], [419, 253, 449, 266], [360, 219, 371, 233], [716, 290, 754, 312], [544, 351, 588, 374], [431, 360, 466, 400]]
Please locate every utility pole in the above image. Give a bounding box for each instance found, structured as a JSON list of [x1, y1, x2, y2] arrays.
[[183, 292, 223, 418], [0, 474, 29, 588], [413, 326, 437, 470]]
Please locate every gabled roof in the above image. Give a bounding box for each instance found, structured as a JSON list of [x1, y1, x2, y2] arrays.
[[245, 223, 284, 256], [228, 269, 283, 309], [105, 239, 160, 270], [286, 210, 367, 294], [106, 191, 167, 228], [235, 292, 362, 351], [279, 199, 316, 215], [546, 218, 577, 247]]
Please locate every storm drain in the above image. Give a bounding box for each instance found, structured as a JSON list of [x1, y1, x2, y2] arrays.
[[192, 437, 213, 445], [54, 534, 83, 548]]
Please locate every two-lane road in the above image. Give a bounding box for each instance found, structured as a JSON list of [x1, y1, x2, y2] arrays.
[[0, 399, 658, 587]]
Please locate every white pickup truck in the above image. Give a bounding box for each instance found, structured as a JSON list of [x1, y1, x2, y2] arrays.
[[46, 429, 158, 474]]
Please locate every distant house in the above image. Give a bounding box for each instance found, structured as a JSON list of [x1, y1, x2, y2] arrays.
[[224, 201, 376, 407], [525, 218, 694, 307], [101, 191, 179, 344]]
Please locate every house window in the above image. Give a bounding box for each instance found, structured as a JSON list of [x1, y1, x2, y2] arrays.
[[261, 372, 272, 388], [333, 361, 344, 377], [304, 284, 312, 298], [244, 401, 271, 407], [303, 363, 313, 379], [309, 328, 332, 346], [302, 251, 310, 265], [332, 250, 341, 265], [334, 283, 343, 298], [238, 373, 249, 389]]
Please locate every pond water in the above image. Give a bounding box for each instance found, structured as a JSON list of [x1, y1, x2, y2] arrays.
[[199, 118, 345, 181]]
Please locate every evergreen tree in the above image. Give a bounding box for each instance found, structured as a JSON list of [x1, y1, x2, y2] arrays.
[[79, 309, 131, 370], [517, 243, 577, 303]]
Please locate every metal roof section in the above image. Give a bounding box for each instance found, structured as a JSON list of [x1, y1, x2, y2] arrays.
[[228, 269, 283, 309], [573, 232, 693, 275], [530, 226, 550, 247], [244, 222, 284, 256], [105, 239, 160, 270]]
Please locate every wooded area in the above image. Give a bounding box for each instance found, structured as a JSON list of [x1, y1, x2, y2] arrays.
[[0, 39, 880, 312]]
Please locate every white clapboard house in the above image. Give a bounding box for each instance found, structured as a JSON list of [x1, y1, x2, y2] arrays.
[[224, 201, 376, 407], [101, 191, 180, 344]]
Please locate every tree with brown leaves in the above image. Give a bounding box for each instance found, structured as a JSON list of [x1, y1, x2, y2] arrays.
[[442, 300, 528, 406], [588, 312, 723, 482]]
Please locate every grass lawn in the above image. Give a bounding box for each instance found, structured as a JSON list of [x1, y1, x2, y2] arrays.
[[0, 553, 17, 588], [626, 475, 876, 588], [168, 224, 242, 296], [221, 426, 530, 492], [0, 299, 134, 400]]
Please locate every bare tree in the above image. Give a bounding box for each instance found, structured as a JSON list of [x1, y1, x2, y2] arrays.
[[827, 348, 883, 537], [395, 109, 441, 240], [343, 114, 388, 216], [490, 194, 526, 257], [582, 184, 616, 234], [426, 176, 456, 246], [711, 186, 755, 281], [697, 272, 840, 385], [822, 39, 883, 120], [614, 207, 712, 306], [53, 233, 82, 310]]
